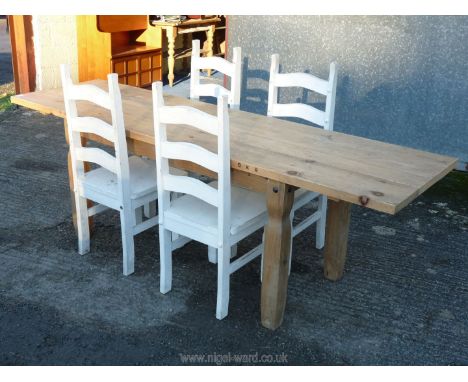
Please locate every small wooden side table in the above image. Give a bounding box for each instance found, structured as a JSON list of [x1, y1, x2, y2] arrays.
[[152, 17, 221, 87]]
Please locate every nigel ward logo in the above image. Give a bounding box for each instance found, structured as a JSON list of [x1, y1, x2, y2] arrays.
[[179, 351, 288, 365]]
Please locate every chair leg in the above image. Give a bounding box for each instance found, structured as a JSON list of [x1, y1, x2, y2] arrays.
[[216, 245, 230, 320], [76, 193, 90, 255], [260, 231, 265, 282], [208, 246, 217, 264], [316, 195, 328, 249], [172, 232, 180, 242], [143, 200, 157, 218], [208, 243, 238, 264], [288, 210, 294, 275], [135, 205, 144, 225], [159, 226, 173, 294], [231, 244, 238, 258], [120, 209, 135, 276]]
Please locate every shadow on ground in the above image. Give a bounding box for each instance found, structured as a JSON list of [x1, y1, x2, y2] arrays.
[[0, 18, 14, 93], [0, 107, 467, 365], [0, 53, 13, 87]]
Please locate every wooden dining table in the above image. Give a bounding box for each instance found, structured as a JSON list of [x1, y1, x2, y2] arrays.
[[11, 80, 458, 330]]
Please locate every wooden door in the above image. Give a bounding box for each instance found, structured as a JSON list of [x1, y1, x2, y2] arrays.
[[8, 15, 36, 93]]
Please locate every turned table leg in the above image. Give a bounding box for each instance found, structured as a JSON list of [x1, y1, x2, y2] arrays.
[[182, 34, 188, 71], [205, 24, 215, 77], [166, 26, 176, 87], [324, 199, 351, 281], [261, 180, 295, 330]]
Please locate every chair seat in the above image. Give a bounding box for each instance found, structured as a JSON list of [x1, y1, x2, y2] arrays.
[[82, 156, 157, 201], [165, 181, 267, 238]]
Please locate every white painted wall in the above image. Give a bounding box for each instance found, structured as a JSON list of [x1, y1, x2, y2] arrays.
[[32, 15, 78, 90]]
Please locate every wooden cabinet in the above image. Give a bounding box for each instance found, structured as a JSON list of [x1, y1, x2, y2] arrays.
[[76, 16, 162, 88], [111, 47, 162, 87]]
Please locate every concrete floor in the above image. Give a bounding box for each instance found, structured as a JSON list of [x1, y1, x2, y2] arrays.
[[1, 21, 468, 365]]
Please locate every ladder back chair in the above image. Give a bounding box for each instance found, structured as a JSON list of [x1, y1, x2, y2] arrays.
[[190, 39, 242, 109], [152, 81, 267, 319], [267, 54, 338, 262], [60, 64, 159, 276]]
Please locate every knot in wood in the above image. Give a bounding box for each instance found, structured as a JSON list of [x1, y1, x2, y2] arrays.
[[359, 195, 370, 206]]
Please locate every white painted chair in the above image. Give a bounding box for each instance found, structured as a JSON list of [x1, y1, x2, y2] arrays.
[[267, 54, 337, 258], [60, 64, 159, 276], [152, 81, 267, 319], [190, 39, 242, 109]]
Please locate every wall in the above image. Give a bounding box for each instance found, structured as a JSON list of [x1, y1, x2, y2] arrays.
[[228, 16, 468, 167], [32, 15, 78, 90]]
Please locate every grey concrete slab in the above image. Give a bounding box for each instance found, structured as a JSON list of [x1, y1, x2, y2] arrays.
[[1, 16, 467, 365], [0, 18, 11, 54], [0, 105, 467, 365], [228, 16, 468, 166], [0, 18, 13, 91]]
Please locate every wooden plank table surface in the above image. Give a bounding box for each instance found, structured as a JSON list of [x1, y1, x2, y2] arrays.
[[11, 80, 458, 329]]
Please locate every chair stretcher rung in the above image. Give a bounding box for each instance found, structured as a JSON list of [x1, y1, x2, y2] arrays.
[[172, 235, 192, 251], [292, 211, 321, 237], [293, 191, 320, 211], [87, 203, 109, 216], [133, 215, 159, 235], [229, 244, 263, 274]]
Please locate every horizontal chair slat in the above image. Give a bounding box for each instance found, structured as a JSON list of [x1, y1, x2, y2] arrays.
[[274, 72, 329, 96], [195, 83, 230, 99], [163, 174, 218, 207], [193, 56, 235, 77], [161, 141, 219, 173], [75, 147, 117, 173], [159, 106, 218, 136], [271, 103, 326, 126], [71, 116, 115, 142], [68, 84, 112, 110]]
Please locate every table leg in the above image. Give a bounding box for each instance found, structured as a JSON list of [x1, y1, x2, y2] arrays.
[[261, 180, 295, 330], [323, 199, 351, 281], [64, 121, 93, 233], [206, 24, 215, 77], [182, 34, 188, 71], [167, 26, 176, 87]]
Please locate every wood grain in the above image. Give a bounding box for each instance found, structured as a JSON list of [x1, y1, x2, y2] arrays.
[[97, 15, 148, 33], [323, 200, 352, 281], [261, 180, 295, 330], [11, 80, 458, 215], [76, 16, 162, 88], [8, 15, 36, 94], [76, 16, 112, 82]]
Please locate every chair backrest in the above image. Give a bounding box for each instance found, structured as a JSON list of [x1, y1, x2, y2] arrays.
[[267, 54, 338, 131], [190, 39, 242, 109], [60, 64, 130, 202], [152, 81, 231, 246]]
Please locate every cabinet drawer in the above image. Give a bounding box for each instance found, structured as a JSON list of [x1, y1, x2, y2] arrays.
[[113, 61, 126, 76], [127, 58, 138, 74], [141, 56, 151, 71], [111, 48, 162, 88], [152, 54, 162, 69], [152, 68, 162, 82], [140, 71, 151, 87]]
